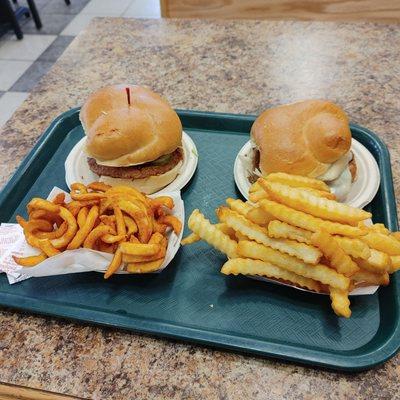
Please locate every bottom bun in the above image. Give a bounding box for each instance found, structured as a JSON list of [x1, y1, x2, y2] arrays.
[[99, 160, 183, 194]]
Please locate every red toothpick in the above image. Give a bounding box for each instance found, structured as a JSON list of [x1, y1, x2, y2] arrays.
[[125, 87, 131, 106]]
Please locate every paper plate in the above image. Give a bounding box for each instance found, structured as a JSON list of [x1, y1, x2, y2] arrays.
[[234, 138, 380, 208], [65, 131, 198, 194]]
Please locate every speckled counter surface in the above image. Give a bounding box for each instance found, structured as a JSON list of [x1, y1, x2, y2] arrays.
[[0, 18, 400, 399]]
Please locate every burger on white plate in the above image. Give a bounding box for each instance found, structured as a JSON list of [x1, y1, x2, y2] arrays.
[[248, 99, 357, 201], [80, 85, 184, 194]]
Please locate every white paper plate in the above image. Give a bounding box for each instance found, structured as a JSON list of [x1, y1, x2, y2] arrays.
[[65, 131, 198, 194], [234, 138, 380, 208]]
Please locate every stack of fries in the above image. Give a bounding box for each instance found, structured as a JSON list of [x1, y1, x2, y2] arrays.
[[13, 182, 182, 278], [183, 172, 400, 318]]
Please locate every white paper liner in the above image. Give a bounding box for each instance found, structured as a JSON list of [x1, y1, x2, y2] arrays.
[[234, 138, 380, 209], [0, 187, 184, 283]]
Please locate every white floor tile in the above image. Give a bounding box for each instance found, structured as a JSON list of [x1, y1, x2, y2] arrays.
[[0, 35, 56, 61], [122, 0, 161, 17], [0, 92, 29, 127], [61, 12, 121, 36], [80, 0, 133, 15], [0, 60, 33, 91]]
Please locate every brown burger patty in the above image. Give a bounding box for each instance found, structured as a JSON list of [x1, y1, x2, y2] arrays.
[[88, 148, 183, 180]]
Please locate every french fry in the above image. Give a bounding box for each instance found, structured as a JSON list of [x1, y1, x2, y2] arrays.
[[246, 206, 275, 226], [151, 196, 174, 210], [249, 190, 269, 203], [101, 234, 126, 244], [188, 209, 238, 259], [119, 242, 160, 256], [352, 270, 390, 286], [237, 240, 350, 290], [265, 172, 330, 191], [311, 230, 359, 277], [259, 199, 365, 237], [389, 256, 400, 273], [52, 193, 66, 205], [104, 248, 123, 279], [249, 181, 263, 193], [181, 232, 200, 245], [77, 207, 88, 229], [221, 258, 322, 293], [267, 220, 312, 244], [106, 186, 149, 206], [87, 181, 112, 192], [333, 236, 371, 260], [113, 205, 126, 237], [297, 187, 336, 200], [16, 216, 53, 233], [117, 200, 151, 243], [262, 181, 371, 224], [27, 198, 60, 214], [49, 206, 78, 249], [127, 258, 164, 273], [226, 198, 254, 217], [329, 287, 351, 318], [353, 249, 391, 273], [25, 234, 60, 257], [368, 223, 390, 235], [67, 205, 99, 250], [392, 232, 400, 242], [217, 207, 321, 264], [83, 225, 114, 249], [70, 192, 106, 202], [71, 182, 88, 194], [123, 215, 137, 235], [157, 215, 182, 235], [181, 223, 235, 245], [13, 253, 47, 267], [360, 232, 400, 256], [123, 236, 167, 263], [35, 221, 68, 240]]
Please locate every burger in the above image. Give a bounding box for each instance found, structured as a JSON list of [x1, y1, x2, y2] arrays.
[[80, 85, 183, 194], [249, 99, 356, 200]]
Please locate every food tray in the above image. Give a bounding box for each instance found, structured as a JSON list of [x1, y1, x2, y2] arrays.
[[0, 108, 399, 371]]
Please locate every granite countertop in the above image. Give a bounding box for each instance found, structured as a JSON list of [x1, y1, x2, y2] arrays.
[[0, 18, 400, 399]]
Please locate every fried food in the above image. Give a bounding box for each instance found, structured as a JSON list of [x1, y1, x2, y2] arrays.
[[237, 240, 349, 290], [261, 180, 371, 224], [267, 220, 312, 244], [259, 199, 365, 237], [217, 207, 321, 264], [226, 198, 253, 217], [14, 183, 181, 278], [188, 209, 238, 259], [264, 172, 330, 191], [221, 258, 321, 292], [12, 253, 47, 267], [329, 287, 351, 318], [360, 232, 400, 256], [246, 206, 274, 226], [311, 230, 359, 277], [182, 172, 398, 317]]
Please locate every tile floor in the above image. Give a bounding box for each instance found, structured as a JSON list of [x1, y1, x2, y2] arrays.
[[0, 0, 161, 128]]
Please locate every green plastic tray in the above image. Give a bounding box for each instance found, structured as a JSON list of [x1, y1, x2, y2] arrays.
[[0, 109, 398, 371]]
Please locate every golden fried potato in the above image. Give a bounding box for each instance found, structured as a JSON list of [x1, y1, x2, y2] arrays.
[[311, 230, 359, 277], [262, 181, 371, 224], [360, 232, 400, 256], [267, 220, 312, 244], [237, 240, 349, 290], [226, 198, 254, 217], [246, 206, 274, 226], [217, 207, 322, 264], [259, 199, 365, 237], [221, 258, 321, 292], [329, 287, 351, 318], [265, 172, 330, 192], [333, 235, 371, 260], [352, 270, 390, 286], [187, 209, 238, 259]]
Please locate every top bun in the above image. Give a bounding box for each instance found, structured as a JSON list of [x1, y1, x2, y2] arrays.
[[80, 85, 182, 167], [250, 100, 351, 178]]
